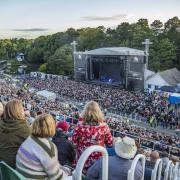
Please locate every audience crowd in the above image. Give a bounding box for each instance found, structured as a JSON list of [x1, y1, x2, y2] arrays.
[[25, 78, 180, 130], [0, 78, 179, 179]]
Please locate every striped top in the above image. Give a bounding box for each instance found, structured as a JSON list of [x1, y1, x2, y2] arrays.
[[16, 136, 68, 180]]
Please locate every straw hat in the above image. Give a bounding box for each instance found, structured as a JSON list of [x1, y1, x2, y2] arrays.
[[115, 136, 137, 159]]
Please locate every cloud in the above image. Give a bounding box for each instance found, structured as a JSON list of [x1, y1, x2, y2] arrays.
[[12, 28, 49, 32], [82, 14, 127, 21]]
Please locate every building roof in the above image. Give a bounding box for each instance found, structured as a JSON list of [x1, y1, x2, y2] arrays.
[[158, 68, 180, 86], [17, 53, 24, 56], [82, 47, 145, 56], [145, 69, 155, 80]]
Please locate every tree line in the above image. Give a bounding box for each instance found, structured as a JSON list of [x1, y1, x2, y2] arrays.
[[0, 16, 180, 75]]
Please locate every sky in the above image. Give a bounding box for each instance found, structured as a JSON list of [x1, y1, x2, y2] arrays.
[[0, 0, 180, 39]]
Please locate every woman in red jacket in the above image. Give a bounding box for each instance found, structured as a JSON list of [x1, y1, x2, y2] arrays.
[[72, 100, 113, 171]]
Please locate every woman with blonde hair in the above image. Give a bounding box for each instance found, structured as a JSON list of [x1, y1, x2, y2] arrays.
[[72, 101, 113, 171], [16, 114, 69, 179], [0, 99, 30, 168], [0, 101, 4, 119]]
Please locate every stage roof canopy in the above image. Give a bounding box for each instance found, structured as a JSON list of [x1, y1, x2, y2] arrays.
[[82, 47, 145, 56]]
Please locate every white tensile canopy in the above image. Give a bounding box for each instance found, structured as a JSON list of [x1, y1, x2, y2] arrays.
[[36, 90, 56, 101]]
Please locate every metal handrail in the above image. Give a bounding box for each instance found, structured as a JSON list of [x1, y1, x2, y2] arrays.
[[127, 154, 145, 180], [151, 159, 162, 180], [173, 162, 179, 180], [72, 145, 108, 180], [164, 160, 172, 180]]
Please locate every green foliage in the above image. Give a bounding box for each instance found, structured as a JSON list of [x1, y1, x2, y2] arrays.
[[149, 38, 176, 71], [7, 59, 22, 74], [77, 26, 106, 51], [0, 38, 32, 59], [46, 45, 73, 75], [39, 63, 47, 73], [27, 48, 44, 64], [0, 17, 180, 74]]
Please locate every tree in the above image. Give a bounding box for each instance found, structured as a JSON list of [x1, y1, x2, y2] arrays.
[[164, 16, 180, 31], [77, 26, 106, 51], [150, 20, 163, 35], [46, 45, 73, 75], [131, 19, 153, 48], [113, 22, 133, 47], [0, 17, 180, 73], [39, 63, 47, 73], [27, 48, 44, 64], [149, 38, 176, 71], [137, 19, 149, 29]]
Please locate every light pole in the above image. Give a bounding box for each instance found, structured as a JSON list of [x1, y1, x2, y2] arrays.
[[142, 39, 152, 89], [70, 41, 78, 79], [142, 39, 152, 69]]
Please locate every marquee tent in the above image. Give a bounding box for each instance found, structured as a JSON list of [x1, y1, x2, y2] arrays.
[[36, 90, 56, 101]]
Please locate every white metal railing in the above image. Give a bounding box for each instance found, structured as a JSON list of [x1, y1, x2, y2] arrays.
[[168, 163, 174, 180], [164, 160, 172, 180], [172, 162, 179, 180], [72, 145, 108, 180], [151, 159, 162, 180], [177, 164, 180, 180], [127, 154, 145, 180]]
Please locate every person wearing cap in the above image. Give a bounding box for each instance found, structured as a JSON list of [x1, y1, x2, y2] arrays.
[[52, 121, 76, 167], [86, 136, 143, 180]]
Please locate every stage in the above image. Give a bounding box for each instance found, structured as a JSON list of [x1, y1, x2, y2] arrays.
[[88, 79, 124, 88], [75, 47, 146, 90]]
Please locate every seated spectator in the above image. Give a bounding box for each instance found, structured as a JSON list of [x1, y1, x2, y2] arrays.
[[138, 148, 145, 155], [146, 151, 160, 169], [25, 110, 34, 125], [170, 155, 179, 165], [144, 151, 160, 180], [0, 99, 30, 168], [86, 136, 142, 180], [52, 121, 76, 167], [16, 114, 69, 179], [72, 101, 113, 171], [160, 151, 169, 177], [145, 149, 152, 161]]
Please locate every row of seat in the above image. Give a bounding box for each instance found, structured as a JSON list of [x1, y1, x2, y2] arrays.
[[0, 145, 179, 180]]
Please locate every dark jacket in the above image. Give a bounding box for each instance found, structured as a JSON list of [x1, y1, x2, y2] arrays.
[[52, 129, 75, 166], [0, 119, 30, 168], [145, 160, 155, 169], [86, 156, 143, 180]]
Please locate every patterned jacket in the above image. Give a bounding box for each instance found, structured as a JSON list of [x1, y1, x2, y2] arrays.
[[72, 122, 113, 170]]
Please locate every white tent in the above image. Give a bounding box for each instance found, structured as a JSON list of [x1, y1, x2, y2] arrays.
[[36, 90, 56, 101]]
